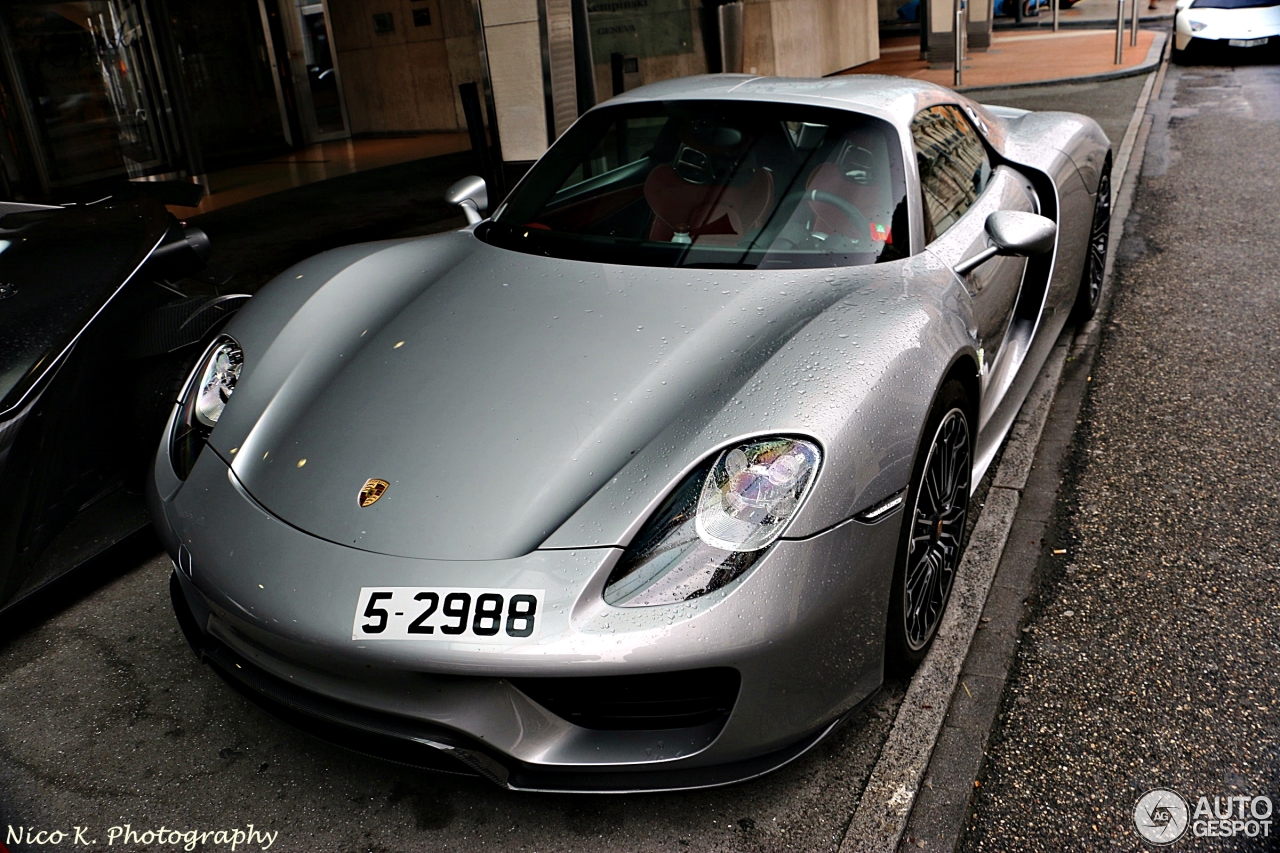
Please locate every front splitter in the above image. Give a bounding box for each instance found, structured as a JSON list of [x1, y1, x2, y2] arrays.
[[171, 571, 865, 793]]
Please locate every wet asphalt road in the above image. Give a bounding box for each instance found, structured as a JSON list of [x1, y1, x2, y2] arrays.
[[0, 74, 1150, 853], [0, 554, 904, 853], [962, 61, 1280, 852]]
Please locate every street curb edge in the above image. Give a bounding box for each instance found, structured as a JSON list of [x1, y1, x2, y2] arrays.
[[837, 53, 1170, 853]]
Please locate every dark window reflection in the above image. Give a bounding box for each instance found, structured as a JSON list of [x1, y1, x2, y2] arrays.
[[299, 5, 343, 135], [3, 2, 166, 184], [167, 0, 288, 171]]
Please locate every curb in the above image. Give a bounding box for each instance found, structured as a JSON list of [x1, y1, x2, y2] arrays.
[[899, 51, 1170, 853], [957, 30, 1166, 94], [837, 55, 1170, 853]]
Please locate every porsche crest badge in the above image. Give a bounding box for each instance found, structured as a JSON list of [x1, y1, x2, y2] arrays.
[[358, 478, 389, 507]]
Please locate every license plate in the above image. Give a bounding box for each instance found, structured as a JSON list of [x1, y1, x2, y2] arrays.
[[352, 587, 545, 641], [1228, 37, 1268, 47]]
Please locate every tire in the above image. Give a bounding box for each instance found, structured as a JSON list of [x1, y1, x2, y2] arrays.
[[885, 379, 973, 673], [1170, 34, 1193, 64], [1069, 154, 1111, 324]]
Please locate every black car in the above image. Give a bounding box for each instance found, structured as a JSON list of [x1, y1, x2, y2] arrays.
[[0, 194, 245, 614]]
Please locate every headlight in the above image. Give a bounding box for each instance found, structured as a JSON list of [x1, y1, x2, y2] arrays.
[[696, 439, 820, 551], [194, 341, 243, 426], [1188, 19, 1207, 30], [604, 437, 821, 608], [169, 337, 242, 480]]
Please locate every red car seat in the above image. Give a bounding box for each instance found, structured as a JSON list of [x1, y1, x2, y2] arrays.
[[644, 161, 775, 245], [803, 133, 895, 247]]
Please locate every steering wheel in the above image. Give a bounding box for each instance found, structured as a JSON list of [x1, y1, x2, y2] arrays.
[[806, 189, 870, 246]]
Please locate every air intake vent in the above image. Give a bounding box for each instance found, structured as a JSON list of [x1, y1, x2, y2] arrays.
[[509, 668, 740, 731]]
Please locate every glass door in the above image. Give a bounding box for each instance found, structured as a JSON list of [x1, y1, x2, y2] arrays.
[[1, 1, 181, 188], [165, 0, 293, 171], [283, 0, 348, 142]]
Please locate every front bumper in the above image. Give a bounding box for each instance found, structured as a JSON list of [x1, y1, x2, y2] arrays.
[[152, 445, 900, 791], [1174, 8, 1280, 50]]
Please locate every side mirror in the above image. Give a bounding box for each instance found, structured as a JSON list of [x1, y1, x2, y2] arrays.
[[445, 175, 488, 225], [954, 210, 1056, 276]]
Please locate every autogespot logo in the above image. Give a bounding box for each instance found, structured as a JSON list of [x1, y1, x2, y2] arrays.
[[1135, 789, 1191, 845], [1134, 788, 1275, 844]]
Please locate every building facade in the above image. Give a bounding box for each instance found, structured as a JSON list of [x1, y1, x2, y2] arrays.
[[0, 0, 881, 201]]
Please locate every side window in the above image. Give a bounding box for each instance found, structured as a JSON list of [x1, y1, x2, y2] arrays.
[[910, 105, 993, 243]]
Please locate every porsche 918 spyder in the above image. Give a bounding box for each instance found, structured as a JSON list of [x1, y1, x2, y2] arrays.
[[151, 74, 1111, 792]]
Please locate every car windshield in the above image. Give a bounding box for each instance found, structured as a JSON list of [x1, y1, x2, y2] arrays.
[[1190, 0, 1279, 8], [483, 100, 909, 270]]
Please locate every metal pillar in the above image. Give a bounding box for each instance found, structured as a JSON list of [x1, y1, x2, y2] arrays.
[[954, 0, 964, 86], [1130, 0, 1140, 45], [1115, 0, 1125, 63]]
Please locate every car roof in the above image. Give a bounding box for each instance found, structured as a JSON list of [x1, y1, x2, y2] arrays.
[[604, 74, 964, 129]]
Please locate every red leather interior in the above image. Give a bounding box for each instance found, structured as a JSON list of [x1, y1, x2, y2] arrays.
[[804, 163, 888, 242], [644, 164, 775, 244]]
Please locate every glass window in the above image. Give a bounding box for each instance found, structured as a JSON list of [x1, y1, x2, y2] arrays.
[[556, 115, 668, 190], [298, 4, 345, 136], [167, 0, 290, 170], [910, 105, 992, 243], [485, 101, 909, 270], [2, 2, 169, 185]]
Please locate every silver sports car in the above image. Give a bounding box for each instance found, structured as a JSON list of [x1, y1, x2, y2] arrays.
[[150, 74, 1110, 792]]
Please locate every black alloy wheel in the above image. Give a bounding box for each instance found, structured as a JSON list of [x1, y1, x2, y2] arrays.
[[1070, 156, 1112, 322], [887, 380, 972, 670]]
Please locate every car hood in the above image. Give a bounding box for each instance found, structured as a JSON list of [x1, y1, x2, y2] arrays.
[[213, 231, 857, 561], [1180, 3, 1280, 31]]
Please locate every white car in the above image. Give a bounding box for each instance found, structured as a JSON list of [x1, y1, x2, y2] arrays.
[[1173, 0, 1280, 60]]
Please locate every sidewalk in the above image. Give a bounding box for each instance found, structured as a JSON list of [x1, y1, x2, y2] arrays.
[[999, 0, 1176, 27], [878, 0, 1175, 37], [844, 28, 1163, 90], [186, 149, 476, 294], [167, 132, 470, 217], [149, 133, 477, 295]]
